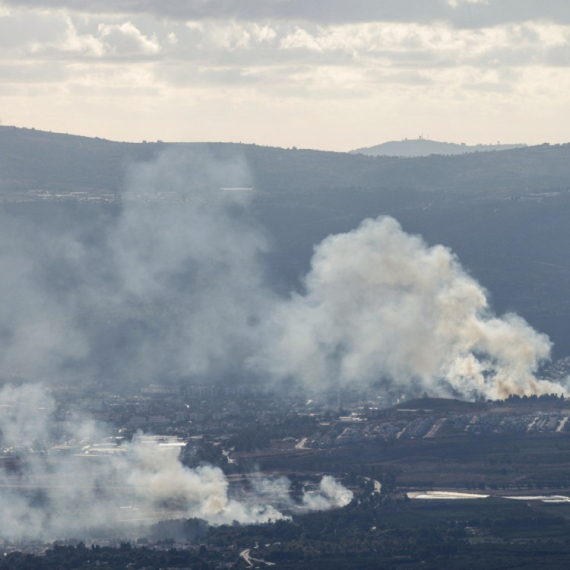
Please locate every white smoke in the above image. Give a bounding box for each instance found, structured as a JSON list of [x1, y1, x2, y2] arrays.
[[302, 475, 353, 510], [251, 475, 353, 512], [0, 384, 291, 540], [0, 147, 273, 386], [0, 384, 355, 540], [0, 150, 562, 398], [0, 149, 565, 540], [254, 216, 562, 400]]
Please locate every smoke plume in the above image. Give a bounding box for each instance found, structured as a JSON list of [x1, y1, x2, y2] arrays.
[[250, 475, 353, 512], [0, 148, 566, 540], [0, 384, 293, 540], [0, 147, 272, 387], [0, 383, 355, 540], [302, 476, 354, 510], [255, 216, 561, 400], [0, 148, 562, 398]]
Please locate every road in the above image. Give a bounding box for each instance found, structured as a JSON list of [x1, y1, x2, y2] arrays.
[[239, 548, 276, 567]]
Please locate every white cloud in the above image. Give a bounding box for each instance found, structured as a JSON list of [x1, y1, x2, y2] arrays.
[[98, 21, 161, 55], [1, 1, 570, 148], [3, 0, 570, 27], [276, 21, 570, 66], [58, 15, 105, 56], [195, 21, 277, 51], [0, 11, 163, 58]]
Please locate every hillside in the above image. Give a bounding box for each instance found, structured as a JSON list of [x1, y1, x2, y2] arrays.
[[351, 137, 525, 157], [0, 126, 568, 195], [2, 126, 570, 362]]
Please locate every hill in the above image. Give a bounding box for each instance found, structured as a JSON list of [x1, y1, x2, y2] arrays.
[[351, 137, 525, 157], [2, 126, 570, 362], [0, 126, 567, 196]]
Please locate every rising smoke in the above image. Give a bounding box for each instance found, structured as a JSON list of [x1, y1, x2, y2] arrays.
[[0, 384, 352, 540], [302, 476, 354, 510], [0, 148, 354, 540], [0, 147, 562, 398], [0, 148, 565, 539], [0, 147, 273, 387], [255, 216, 562, 400]]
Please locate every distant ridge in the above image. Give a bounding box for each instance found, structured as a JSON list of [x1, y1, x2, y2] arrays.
[[351, 138, 526, 157]]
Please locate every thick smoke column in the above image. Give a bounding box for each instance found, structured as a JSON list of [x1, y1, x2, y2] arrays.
[[255, 216, 562, 400], [0, 149, 561, 398]]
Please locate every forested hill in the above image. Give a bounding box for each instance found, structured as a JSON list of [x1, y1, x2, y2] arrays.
[[1, 125, 570, 195], [2, 126, 570, 359]]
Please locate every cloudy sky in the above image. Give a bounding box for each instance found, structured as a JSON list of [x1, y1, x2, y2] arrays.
[[1, 0, 569, 150]]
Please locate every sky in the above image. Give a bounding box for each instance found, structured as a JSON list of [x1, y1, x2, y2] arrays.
[[0, 0, 569, 151]]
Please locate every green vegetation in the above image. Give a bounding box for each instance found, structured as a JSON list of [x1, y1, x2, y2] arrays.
[[0, 543, 211, 570]]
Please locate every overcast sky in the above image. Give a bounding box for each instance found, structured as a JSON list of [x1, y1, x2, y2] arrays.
[[1, 0, 569, 150]]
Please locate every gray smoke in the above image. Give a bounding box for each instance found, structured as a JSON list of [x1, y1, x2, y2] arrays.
[[0, 148, 561, 398], [0, 147, 272, 387], [0, 148, 565, 540], [106, 150, 273, 383], [254, 216, 562, 400], [302, 476, 354, 510], [0, 147, 361, 539], [0, 383, 353, 540], [0, 383, 290, 540]]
